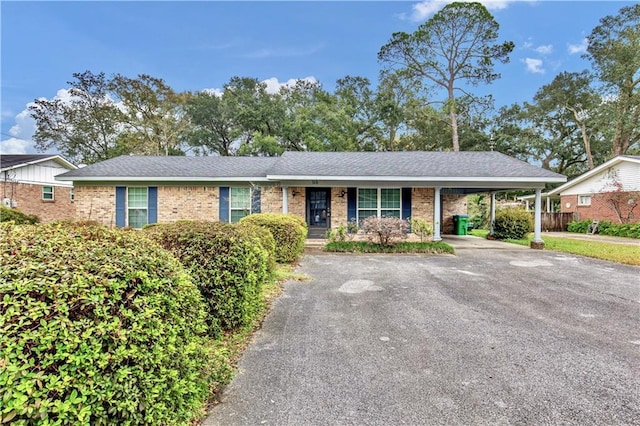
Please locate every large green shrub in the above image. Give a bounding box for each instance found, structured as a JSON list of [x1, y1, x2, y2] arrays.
[[240, 213, 307, 263], [567, 220, 640, 238], [0, 206, 39, 224], [237, 221, 277, 272], [492, 208, 533, 240], [567, 219, 592, 233], [144, 221, 271, 335], [600, 222, 640, 239], [0, 223, 210, 425]]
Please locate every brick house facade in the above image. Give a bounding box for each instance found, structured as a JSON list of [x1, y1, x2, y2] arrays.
[[1, 155, 77, 223], [57, 152, 565, 242], [551, 155, 640, 224]]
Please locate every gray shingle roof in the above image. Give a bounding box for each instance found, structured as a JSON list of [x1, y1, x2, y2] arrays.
[[58, 155, 279, 180], [1, 154, 63, 170], [270, 151, 564, 179], [56, 151, 565, 182]]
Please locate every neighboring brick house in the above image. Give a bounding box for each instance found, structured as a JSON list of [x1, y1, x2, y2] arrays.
[[56, 151, 565, 242], [548, 155, 640, 224], [1, 154, 77, 222]]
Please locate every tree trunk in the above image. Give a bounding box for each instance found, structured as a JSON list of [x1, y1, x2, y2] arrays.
[[580, 122, 594, 169], [448, 85, 460, 151]]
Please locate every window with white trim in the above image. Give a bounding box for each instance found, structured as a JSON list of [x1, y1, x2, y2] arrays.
[[357, 188, 401, 221], [230, 187, 252, 223], [42, 186, 54, 201], [127, 187, 148, 229], [578, 194, 591, 206]]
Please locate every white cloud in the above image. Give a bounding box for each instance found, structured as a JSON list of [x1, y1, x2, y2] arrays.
[[261, 77, 317, 94], [1, 88, 76, 156], [202, 88, 224, 97], [568, 38, 588, 54], [9, 108, 37, 140], [203, 77, 318, 97], [408, 0, 512, 21], [0, 138, 31, 155], [523, 57, 544, 74], [534, 44, 553, 55]]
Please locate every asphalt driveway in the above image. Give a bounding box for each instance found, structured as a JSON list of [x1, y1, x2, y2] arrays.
[[205, 246, 640, 425]]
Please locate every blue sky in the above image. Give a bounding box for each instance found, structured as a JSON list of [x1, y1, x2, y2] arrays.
[[1, 1, 635, 155]]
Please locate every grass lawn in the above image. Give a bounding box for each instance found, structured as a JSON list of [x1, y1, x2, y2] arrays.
[[469, 229, 640, 266]]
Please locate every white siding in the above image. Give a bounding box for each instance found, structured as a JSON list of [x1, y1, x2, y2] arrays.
[[562, 161, 640, 195], [7, 160, 73, 187]]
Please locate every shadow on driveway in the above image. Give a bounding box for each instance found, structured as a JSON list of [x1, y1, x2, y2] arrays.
[[204, 249, 640, 425]]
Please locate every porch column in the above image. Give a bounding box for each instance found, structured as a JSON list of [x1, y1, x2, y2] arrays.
[[433, 187, 442, 241], [531, 188, 545, 249], [546, 195, 551, 213], [489, 192, 496, 235], [282, 186, 288, 214]]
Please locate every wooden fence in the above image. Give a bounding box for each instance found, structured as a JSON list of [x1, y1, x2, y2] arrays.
[[534, 212, 576, 232]]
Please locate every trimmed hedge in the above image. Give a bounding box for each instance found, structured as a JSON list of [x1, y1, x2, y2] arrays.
[[0, 206, 39, 224], [568, 220, 640, 239], [0, 223, 210, 425], [567, 219, 591, 233], [240, 213, 307, 263], [492, 208, 533, 240], [144, 221, 272, 336]]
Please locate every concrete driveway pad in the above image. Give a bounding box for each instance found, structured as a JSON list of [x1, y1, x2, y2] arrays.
[[205, 248, 640, 425]]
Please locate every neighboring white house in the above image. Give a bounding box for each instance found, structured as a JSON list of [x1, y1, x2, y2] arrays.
[[547, 155, 640, 223], [1, 154, 77, 222]]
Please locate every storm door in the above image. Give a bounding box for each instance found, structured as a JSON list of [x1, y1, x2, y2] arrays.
[[307, 188, 331, 237]]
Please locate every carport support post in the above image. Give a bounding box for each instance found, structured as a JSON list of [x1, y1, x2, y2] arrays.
[[531, 188, 545, 250], [282, 186, 289, 214], [433, 187, 442, 241], [489, 192, 496, 236]]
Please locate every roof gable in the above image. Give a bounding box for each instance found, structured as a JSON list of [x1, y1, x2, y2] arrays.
[[548, 156, 640, 195], [1, 154, 76, 171]]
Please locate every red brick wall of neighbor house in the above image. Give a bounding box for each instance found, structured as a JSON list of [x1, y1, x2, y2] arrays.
[[561, 192, 640, 223], [1, 182, 75, 223]]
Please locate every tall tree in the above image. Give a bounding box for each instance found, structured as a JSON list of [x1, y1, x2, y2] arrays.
[[185, 91, 236, 156], [584, 3, 640, 156], [29, 71, 125, 164], [378, 2, 514, 151], [532, 71, 603, 169], [375, 70, 424, 151], [111, 74, 189, 156], [278, 79, 327, 152]]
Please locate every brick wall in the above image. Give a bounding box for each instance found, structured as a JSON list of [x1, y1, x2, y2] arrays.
[[288, 187, 306, 222], [330, 187, 348, 228], [442, 194, 468, 234], [561, 191, 640, 223], [157, 186, 218, 222], [1, 182, 76, 223], [261, 186, 283, 214], [412, 188, 435, 223], [74, 186, 114, 226]]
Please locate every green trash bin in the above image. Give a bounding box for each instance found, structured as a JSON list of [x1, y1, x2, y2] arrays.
[[453, 215, 469, 235]]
